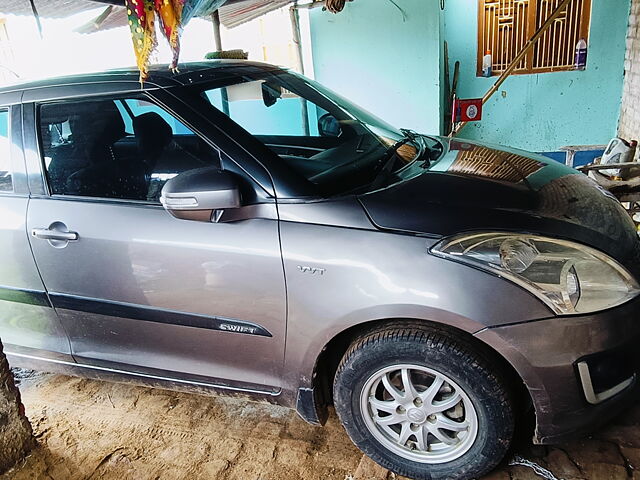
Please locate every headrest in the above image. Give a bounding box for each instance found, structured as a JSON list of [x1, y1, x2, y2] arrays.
[[42, 101, 125, 146], [133, 112, 173, 145], [92, 101, 126, 145], [40, 102, 77, 124]]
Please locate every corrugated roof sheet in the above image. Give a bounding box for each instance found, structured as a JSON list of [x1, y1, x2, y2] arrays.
[[73, 5, 128, 34], [1, 0, 296, 30], [0, 0, 106, 18], [71, 0, 296, 32], [219, 0, 294, 28]]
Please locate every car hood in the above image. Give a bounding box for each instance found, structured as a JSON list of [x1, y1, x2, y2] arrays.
[[358, 138, 640, 276]]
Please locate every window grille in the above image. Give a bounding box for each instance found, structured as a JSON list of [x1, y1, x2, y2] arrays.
[[477, 0, 591, 76]]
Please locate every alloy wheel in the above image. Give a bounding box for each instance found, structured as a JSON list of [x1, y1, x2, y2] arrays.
[[359, 364, 478, 464]]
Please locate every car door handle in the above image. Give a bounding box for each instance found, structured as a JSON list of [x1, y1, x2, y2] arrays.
[[31, 228, 78, 241]]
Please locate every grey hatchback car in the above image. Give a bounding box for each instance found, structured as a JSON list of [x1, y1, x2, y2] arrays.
[[1, 61, 640, 480]]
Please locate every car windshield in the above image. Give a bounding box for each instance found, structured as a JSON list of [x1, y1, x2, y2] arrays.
[[198, 70, 439, 196]]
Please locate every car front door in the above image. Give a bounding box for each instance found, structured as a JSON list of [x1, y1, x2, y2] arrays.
[[24, 92, 286, 393]]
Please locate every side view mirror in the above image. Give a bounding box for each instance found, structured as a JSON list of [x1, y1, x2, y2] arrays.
[[160, 167, 241, 222], [318, 113, 341, 137]]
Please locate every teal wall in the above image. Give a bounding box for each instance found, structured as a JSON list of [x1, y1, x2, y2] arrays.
[[308, 0, 631, 153], [308, 0, 442, 134], [443, 0, 631, 151]]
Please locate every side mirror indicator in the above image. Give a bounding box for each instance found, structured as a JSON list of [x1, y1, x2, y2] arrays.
[[160, 196, 198, 208]]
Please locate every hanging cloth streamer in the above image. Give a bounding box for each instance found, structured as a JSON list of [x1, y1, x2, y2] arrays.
[[155, 0, 184, 70], [125, 0, 227, 83], [126, 0, 157, 83]]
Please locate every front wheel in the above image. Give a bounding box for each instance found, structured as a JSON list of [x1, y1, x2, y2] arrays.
[[333, 325, 515, 480]]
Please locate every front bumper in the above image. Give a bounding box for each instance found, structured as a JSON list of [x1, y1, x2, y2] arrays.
[[475, 295, 640, 444]]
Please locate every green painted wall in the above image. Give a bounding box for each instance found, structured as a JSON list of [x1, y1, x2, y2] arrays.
[[443, 0, 631, 151], [308, 0, 442, 134]]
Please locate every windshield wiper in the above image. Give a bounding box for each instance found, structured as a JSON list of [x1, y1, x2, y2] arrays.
[[401, 128, 430, 165], [369, 129, 426, 190]]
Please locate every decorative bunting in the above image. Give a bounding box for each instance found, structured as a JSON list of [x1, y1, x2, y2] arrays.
[[126, 0, 161, 83], [155, 0, 184, 72], [125, 0, 229, 83]]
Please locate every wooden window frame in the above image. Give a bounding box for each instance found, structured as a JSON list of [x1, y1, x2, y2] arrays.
[[477, 0, 592, 77]]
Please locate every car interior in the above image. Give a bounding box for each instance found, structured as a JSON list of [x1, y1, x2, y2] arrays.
[[37, 84, 411, 202], [40, 98, 218, 202]]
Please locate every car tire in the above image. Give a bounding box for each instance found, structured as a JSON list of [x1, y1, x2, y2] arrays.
[[333, 323, 514, 480]]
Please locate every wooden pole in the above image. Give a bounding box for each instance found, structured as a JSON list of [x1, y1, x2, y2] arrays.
[[443, 41, 451, 135], [452, 0, 573, 136], [28, 0, 43, 38], [290, 2, 310, 136], [210, 11, 229, 116], [211, 10, 223, 51]]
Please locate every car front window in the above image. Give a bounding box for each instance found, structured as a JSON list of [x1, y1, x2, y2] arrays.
[[199, 70, 432, 196], [39, 98, 220, 202]]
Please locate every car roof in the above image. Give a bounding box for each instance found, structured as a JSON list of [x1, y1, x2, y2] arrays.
[[0, 60, 285, 96]]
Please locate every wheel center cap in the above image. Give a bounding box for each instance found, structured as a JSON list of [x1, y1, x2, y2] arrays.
[[406, 408, 426, 423]]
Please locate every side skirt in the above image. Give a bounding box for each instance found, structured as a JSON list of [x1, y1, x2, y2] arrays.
[[7, 351, 284, 405]]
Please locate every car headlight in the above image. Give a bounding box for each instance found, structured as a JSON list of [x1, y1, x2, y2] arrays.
[[431, 232, 640, 315]]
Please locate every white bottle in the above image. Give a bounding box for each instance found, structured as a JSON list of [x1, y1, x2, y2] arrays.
[[575, 39, 587, 70], [482, 50, 492, 77]]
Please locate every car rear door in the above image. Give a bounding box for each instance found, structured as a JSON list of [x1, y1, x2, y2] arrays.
[[22, 86, 286, 393], [0, 99, 72, 363]]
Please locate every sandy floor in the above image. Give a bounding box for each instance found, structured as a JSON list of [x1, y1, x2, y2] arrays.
[[2, 370, 639, 480]]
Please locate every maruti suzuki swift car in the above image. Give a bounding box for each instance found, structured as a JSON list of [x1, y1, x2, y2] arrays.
[[1, 61, 639, 480]]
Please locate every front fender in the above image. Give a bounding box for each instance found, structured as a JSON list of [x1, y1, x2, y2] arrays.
[[279, 221, 550, 403]]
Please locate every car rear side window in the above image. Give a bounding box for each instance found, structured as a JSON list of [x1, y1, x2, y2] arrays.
[[38, 98, 221, 202], [0, 109, 12, 192]]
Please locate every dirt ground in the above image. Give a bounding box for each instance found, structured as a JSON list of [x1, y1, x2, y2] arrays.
[[2, 370, 639, 480]]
